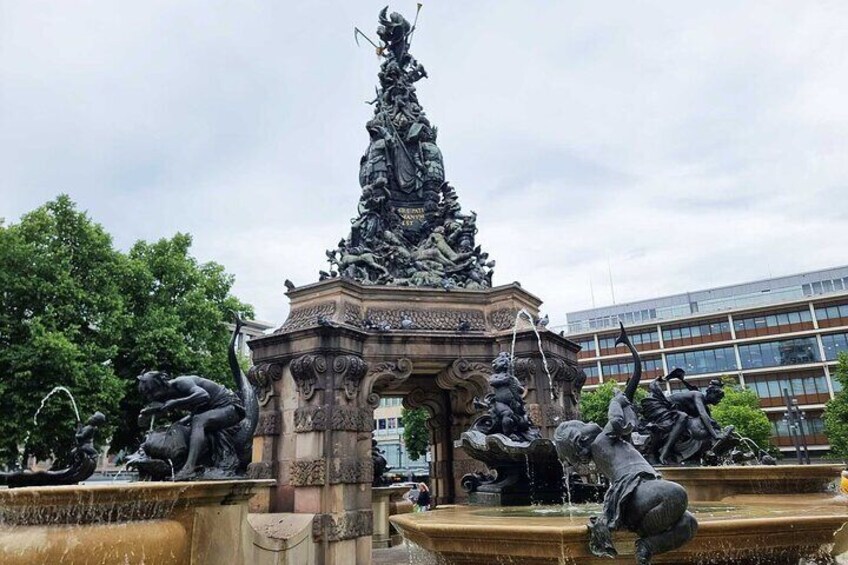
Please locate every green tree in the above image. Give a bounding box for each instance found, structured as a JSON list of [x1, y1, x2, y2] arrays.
[[402, 407, 429, 461], [824, 353, 848, 458], [579, 381, 646, 427], [110, 233, 253, 452], [0, 196, 126, 465], [711, 385, 773, 451]]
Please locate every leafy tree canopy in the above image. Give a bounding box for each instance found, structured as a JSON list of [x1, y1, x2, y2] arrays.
[[824, 353, 848, 459], [579, 381, 646, 428], [711, 384, 773, 451], [0, 196, 126, 464], [0, 196, 253, 464], [401, 407, 429, 461]]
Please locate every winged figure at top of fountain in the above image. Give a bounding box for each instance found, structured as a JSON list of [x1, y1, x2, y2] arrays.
[[324, 7, 494, 290]]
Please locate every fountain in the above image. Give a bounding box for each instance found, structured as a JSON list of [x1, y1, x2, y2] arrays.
[[0, 313, 273, 564], [392, 321, 848, 563]]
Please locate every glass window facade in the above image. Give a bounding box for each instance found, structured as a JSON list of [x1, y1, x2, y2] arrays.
[[601, 357, 662, 378], [598, 330, 658, 350], [746, 374, 829, 400], [822, 333, 848, 361], [576, 338, 596, 354], [737, 337, 819, 369], [733, 309, 812, 333], [816, 304, 848, 321], [581, 364, 600, 378], [662, 321, 730, 342], [665, 347, 737, 375]]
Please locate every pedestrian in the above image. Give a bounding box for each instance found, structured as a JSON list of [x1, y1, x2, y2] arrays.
[[405, 484, 419, 505], [415, 482, 431, 512]]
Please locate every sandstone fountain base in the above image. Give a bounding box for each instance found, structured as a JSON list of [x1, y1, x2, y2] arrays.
[[0, 479, 273, 565], [391, 495, 848, 564]]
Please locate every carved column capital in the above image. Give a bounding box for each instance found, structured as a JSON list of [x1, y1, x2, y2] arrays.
[[247, 362, 284, 406], [290, 354, 328, 401], [332, 354, 369, 401]]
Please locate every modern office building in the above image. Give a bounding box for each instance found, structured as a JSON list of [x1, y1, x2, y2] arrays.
[[372, 397, 430, 479], [558, 265, 848, 456]]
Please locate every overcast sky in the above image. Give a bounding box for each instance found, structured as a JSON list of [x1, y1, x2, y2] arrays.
[[2, 1, 847, 327]]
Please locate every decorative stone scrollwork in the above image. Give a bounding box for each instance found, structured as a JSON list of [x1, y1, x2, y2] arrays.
[[363, 358, 413, 408], [276, 302, 337, 333], [290, 459, 326, 486], [290, 354, 327, 401], [312, 510, 373, 542], [489, 308, 519, 331], [246, 362, 283, 406], [548, 356, 586, 417], [436, 358, 491, 416], [511, 357, 536, 398], [294, 405, 372, 432], [343, 302, 362, 325], [255, 412, 282, 436], [362, 308, 485, 331], [294, 405, 328, 432], [332, 355, 369, 400]]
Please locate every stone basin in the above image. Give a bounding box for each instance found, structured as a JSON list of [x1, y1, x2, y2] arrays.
[[0, 479, 273, 565], [391, 496, 848, 564], [660, 463, 843, 501]]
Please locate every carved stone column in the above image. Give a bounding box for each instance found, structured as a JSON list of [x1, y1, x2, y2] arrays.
[[437, 359, 491, 503], [289, 351, 373, 565], [513, 353, 585, 437]]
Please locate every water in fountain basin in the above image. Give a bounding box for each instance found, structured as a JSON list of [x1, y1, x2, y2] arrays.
[[17, 386, 82, 468], [509, 308, 555, 401]]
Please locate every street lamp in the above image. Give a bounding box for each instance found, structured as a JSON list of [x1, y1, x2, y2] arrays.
[[782, 388, 810, 464]]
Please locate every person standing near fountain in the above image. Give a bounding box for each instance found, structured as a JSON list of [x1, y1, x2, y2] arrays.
[[554, 324, 697, 564], [415, 483, 431, 512]]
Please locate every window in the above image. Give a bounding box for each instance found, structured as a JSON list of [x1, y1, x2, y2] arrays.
[[737, 337, 820, 369], [822, 333, 848, 361], [378, 419, 386, 430], [816, 304, 848, 321], [746, 373, 829, 399], [734, 309, 811, 333], [581, 364, 600, 378], [665, 346, 737, 375], [577, 338, 596, 353], [601, 357, 662, 378], [662, 320, 729, 342]]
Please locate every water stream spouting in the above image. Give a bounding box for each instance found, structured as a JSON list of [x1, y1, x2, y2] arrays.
[[560, 461, 574, 516], [509, 308, 555, 401], [167, 459, 175, 481], [17, 386, 82, 468]]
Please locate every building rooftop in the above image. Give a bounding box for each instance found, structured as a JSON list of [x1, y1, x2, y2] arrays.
[[561, 265, 848, 334]]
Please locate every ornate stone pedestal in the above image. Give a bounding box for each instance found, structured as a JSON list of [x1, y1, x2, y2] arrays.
[[247, 278, 584, 563]]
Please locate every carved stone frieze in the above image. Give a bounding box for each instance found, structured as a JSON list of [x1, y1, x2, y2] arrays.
[[276, 302, 337, 333], [294, 405, 372, 432], [255, 411, 282, 436], [312, 510, 373, 542], [363, 307, 486, 331], [294, 405, 328, 432], [290, 354, 327, 401], [290, 459, 326, 486], [246, 362, 284, 406], [343, 302, 362, 326], [489, 308, 518, 331]]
